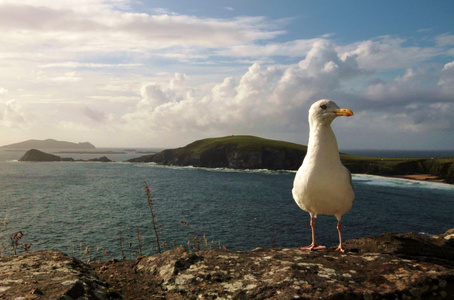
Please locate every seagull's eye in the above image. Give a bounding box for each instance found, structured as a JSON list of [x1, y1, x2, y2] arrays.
[[320, 104, 327, 110]]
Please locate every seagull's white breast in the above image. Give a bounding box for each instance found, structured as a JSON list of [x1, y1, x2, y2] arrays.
[[292, 123, 354, 219]]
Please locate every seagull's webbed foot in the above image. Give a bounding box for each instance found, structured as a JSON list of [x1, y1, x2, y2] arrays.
[[299, 243, 326, 251], [334, 244, 346, 253]]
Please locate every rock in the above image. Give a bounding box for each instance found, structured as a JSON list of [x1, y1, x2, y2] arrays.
[[18, 149, 71, 162], [343, 229, 454, 263], [3, 230, 454, 299], [87, 156, 112, 162], [18, 149, 111, 163], [0, 250, 106, 299], [134, 231, 454, 299]]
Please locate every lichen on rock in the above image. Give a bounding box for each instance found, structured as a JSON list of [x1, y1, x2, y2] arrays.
[[2, 230, 454, 299], [0, 250, 106, 299]]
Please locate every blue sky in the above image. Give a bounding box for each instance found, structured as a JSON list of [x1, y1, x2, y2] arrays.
[[0, 0, 453, 150]]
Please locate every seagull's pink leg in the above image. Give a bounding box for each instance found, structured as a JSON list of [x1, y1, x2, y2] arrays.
[[300, 216, 326, 251], [334, 220, 346, 253]]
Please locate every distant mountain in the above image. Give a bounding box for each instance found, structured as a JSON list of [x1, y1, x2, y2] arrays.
[[1, 139, 96, 150]]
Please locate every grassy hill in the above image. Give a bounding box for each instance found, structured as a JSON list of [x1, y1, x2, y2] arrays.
[[129, 135, 307, 170], [176, 135, 306, 155]]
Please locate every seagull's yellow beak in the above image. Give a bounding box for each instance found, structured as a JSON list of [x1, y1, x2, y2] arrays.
[[335, 108, 354, 117]]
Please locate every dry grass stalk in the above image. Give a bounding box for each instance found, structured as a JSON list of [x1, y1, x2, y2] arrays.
[[143, 181, 162, 253], [10, 231, 31, 255], [119, 231, 126, 260], [136, 229, 143, 256]]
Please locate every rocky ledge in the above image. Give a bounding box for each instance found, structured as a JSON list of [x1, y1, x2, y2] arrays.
[[0, 250, 106, 299], [1, 229, 453, 299]]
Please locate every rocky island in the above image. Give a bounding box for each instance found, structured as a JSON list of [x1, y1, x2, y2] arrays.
[[128, 135, 454, 184], [1, 229, 453, 299], [19, 149, 112, 162]]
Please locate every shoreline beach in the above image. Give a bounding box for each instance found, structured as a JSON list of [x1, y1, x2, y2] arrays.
[[387, 174, 445, 183]]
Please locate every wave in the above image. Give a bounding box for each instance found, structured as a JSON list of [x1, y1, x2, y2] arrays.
[[133, 163, 294, 175], [352, 174, 454, 190], [119, 162, 454, 190]]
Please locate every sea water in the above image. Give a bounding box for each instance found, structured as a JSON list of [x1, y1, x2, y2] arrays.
[[0, 149, 453, 260]]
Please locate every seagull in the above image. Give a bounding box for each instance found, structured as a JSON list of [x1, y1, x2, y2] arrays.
[[292, 99, 354, 253]]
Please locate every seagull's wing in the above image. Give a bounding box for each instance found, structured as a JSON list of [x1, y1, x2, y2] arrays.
[[346, 167, 354, 192]]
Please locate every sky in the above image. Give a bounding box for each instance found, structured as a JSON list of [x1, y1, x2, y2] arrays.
[[0, 0, 453, 150]]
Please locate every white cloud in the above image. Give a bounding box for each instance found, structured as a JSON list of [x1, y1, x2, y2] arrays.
[[220, 38, 325, 58], [82, 106, 107, 123], [0, 1, 284, 59], [435, 33, 454, 46], [139, 84, 170, 109], [119, 39, 454, 147], [438, 60, 454, 98], [442, 61, 454, 70], [0, 100, 26, 128], [0, 1, 452, 148], [50, 72, 82, 82], [39, 62, 142, 69], [123, 41, 363, 136], [341, 36, 442, 70]]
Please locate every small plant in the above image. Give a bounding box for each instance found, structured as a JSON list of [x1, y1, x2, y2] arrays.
[[183, 228, 218, 252], [0, 215, 7, 257], [84, 246, 90, 262], [10, 231, 32, 255], [0, 243, 8, 257], [129, 241, 133, 260], [79, 242, 91, 263], [136, 229, 143, 256], [96, 247, 109, 261], [143, 181, 162, 253], [119, 231, 126, 260]]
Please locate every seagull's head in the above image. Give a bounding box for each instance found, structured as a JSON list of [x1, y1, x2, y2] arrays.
[[309, 99, 354, 126]]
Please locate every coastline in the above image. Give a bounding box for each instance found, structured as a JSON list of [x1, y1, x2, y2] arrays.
[[383, 174, 445, 183]]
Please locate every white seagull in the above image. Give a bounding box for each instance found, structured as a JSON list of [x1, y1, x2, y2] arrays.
[[292, 99, 354, 252]]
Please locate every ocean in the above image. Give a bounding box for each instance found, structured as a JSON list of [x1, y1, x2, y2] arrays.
[[1, 149, 453, 260]]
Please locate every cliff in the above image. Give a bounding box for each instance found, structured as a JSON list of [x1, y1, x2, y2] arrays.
[[128, 135, 454, 184], [1, 229, 453, 299], [18, 149, 111, 163], [1, 139, 96, 150], [128, 135, 307, 170], [341, 155, 454, 184]]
